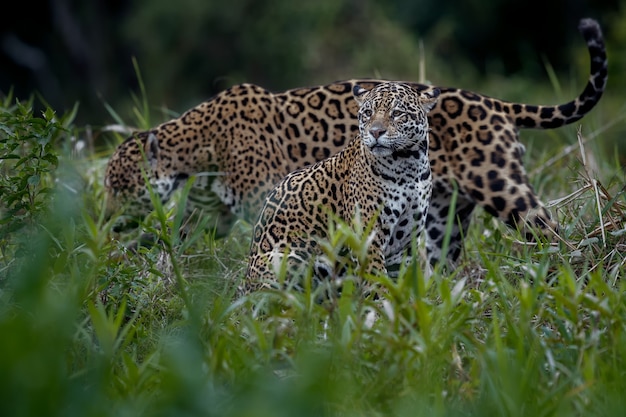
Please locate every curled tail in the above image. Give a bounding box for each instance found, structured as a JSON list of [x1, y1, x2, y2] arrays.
[[511, 18, 608, 129]]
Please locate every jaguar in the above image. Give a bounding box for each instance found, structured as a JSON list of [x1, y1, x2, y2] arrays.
[[104, 18, 607, 264], [245, 82, 439, 294]]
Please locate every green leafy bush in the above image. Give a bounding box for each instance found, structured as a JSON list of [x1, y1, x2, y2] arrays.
[[0, 94, 77, 266]]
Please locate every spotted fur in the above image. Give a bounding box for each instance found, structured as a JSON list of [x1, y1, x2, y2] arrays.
[[104, 18, 607, 264]]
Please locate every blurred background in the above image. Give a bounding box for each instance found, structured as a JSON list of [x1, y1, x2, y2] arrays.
[[0, 0, 623, 132]]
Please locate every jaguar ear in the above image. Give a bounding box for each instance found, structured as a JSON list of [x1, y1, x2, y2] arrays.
[[143, 132, 160, 172], [353, 84, 369, 105], [420, 88, 440, 113]]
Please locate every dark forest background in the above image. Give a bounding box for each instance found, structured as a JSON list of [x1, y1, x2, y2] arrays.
[[1, 0, 624, 130]]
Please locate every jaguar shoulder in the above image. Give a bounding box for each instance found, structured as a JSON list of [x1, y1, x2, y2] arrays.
[[104, 18, 607, 264]]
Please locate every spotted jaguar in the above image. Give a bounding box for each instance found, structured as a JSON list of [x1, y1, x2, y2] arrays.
[[104, 18, 607, 264], [245, 82, 438, 294]]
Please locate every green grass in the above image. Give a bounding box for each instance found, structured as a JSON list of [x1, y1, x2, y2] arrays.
[[1, 90, 626, 417]]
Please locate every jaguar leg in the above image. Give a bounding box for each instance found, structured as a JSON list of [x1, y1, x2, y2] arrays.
[[425, 187, 475, 266]]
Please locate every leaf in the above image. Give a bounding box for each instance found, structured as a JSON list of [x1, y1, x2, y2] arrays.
[[43, 107, 56, 121], [42, 153, 58, 166], [27, 175, 40, 186]]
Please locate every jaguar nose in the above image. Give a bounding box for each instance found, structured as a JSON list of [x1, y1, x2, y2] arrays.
[[370, 127, 387, 139]]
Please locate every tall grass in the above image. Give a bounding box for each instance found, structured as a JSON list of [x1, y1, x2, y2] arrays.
[[1, 88, 625, 417]]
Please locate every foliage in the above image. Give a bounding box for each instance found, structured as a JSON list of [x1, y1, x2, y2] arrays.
[[2, 70, 626, 417], [0, 95, 78, 271]]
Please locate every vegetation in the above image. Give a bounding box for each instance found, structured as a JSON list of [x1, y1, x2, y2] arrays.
[[1, 3, 626, 415], [1, 68, 626, 417]]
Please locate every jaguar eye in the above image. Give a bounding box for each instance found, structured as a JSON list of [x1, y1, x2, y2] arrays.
[[361, 108, 373, 118], [391, 110, 404, 118]]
